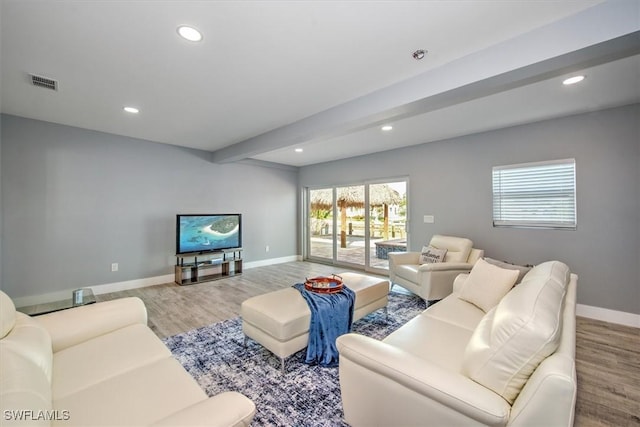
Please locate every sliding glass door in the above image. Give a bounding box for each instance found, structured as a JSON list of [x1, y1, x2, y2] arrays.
[[308, 187, 334, 260], [368, 182, 407, 270], [336, 185, 366, 266], [306, 179, 407, 273]]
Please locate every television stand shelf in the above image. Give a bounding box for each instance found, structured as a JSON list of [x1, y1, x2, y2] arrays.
[[175, 248, 242, 286]]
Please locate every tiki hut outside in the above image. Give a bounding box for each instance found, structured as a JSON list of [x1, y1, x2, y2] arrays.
[[310, 184, 403, 249]]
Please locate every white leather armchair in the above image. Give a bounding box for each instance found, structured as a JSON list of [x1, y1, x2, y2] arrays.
[[388, 235, 483, 303]]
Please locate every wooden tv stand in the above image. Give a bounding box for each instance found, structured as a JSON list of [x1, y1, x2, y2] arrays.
[[174, 248, 242, 286]]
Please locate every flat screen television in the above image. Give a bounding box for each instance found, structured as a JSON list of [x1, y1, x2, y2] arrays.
[[176, 214, 242, 254]]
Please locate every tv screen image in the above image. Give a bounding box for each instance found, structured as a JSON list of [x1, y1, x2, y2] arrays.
[[176, 214, 241, 254]]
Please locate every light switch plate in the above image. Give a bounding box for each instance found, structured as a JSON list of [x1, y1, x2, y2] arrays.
[[423, 215, 434, 223]]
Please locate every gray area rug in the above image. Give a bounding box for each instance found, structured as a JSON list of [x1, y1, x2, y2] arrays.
[[163, 290, 426, 426]]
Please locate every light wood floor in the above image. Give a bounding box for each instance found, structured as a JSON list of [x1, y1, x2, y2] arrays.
[[97, 261, 640, 427]]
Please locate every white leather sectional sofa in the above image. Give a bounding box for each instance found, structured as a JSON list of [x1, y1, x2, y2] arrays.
[[0, 292, 255, 426], [338, 260, 577, 426]]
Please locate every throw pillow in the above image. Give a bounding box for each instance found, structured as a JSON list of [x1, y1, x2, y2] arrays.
[[484, 257, 533, 284], [458, 258, 519, 312], [419, 246, 447, 264]]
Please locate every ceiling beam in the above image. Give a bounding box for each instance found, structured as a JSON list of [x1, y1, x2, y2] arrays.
[[211, 1, 640, 164]]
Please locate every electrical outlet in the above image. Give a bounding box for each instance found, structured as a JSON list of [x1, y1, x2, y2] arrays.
[[265, 245, 270, 252], [423, 215, 435, 223], [111, 263, 119, 272]]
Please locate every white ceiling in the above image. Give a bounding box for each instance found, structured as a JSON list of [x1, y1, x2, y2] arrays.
[[1, 0, 639, 167]]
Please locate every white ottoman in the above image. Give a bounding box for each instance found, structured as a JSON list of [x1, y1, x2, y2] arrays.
[[241, 272, 389, 372]]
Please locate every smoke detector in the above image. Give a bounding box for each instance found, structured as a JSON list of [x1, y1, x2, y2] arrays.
[[29, 74, 58, 91], [412, 49, 427, 60]]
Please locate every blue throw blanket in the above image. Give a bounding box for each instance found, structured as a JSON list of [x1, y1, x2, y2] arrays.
[[293, 283, 356, 367]]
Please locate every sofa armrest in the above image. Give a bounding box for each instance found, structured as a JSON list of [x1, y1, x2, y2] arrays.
[[417, 262, 473, 272], [337, 333, 510, 426], [388, 251, 420, 265], [34, 297, 147, 352], [151, 392, 256, 427]]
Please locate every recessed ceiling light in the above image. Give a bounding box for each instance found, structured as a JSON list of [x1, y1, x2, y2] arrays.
[[563, 75, 585, 85], [177, 26, 203, 42], [294, 148, 304, 153], [123, 106, 139, 114], [381, 125, 393, 131]]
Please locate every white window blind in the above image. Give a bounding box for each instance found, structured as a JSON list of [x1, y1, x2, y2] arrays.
[[492, 159, 576, 230]]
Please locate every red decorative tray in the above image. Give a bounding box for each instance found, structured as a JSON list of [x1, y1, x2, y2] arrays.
[[304, 274, 343, 294]]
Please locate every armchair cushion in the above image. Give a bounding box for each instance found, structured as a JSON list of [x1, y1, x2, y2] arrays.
[[458, 258, 519, 313], [429, 235, 472, 263], [419, 246, 447, 264]]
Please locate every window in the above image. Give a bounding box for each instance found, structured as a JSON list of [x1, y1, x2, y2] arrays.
[[492, 159, 576, 230]]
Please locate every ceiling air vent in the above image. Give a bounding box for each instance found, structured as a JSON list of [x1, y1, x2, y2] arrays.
[[29, 74, 58, 91]]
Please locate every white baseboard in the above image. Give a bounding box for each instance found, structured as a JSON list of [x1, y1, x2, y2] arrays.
[[14, 257, 638, 329], [91, 274, 175, 296], [14, 255, 302, 308], [13, 274, 175, 308], [577, 304, 640, 328], [243, 255, 301, 269]]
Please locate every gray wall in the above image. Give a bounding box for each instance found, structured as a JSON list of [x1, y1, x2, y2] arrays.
[[0, 113, 3, 292], [1, 114, 298, 299], [300, 104, 640, 315]]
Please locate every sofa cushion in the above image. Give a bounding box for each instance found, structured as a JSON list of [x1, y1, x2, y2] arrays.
[[461, 261, 570, 404], [423, 294, 486, 332], [53, 358, 207, 426], [383, 312, 475, 372], [458, 258, 519, 312], [52, 323, 172, 399], [419, 246, 447, 264]]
